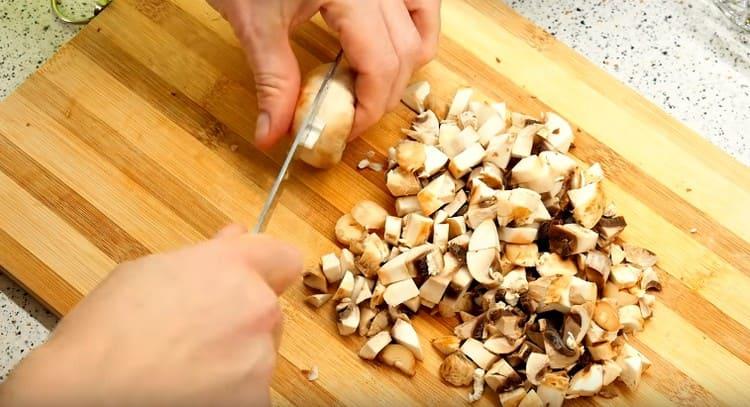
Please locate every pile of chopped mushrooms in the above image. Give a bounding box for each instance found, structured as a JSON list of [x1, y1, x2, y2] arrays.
[[302, 82, 662, 406]]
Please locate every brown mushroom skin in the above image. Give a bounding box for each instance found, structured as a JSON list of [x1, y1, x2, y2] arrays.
[[294, 64, 356, 169]]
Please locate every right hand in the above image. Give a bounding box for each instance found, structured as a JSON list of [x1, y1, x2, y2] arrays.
[[207, 0, 442, 149], [0, 224, 302, 407]]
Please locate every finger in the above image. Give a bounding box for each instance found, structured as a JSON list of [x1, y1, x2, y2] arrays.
[[321, 2, 400, 139], [228, 3, 301, 150], [230, 234, 302, 294], [404, 0, 442, 65], [214, 223, 248, 239], [380, 0, 423, 109]]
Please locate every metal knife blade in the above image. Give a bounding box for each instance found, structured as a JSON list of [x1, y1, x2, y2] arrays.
[[252, 50, 344, 234]]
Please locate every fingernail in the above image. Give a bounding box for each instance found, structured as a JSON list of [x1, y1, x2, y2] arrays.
[[254, 112, 270, 146]]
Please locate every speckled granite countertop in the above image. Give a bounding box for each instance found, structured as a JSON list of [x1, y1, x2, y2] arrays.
[[1, 0, 748, 380]]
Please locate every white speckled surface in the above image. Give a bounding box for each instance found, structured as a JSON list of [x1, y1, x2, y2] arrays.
[[1, 0, 749, 381]]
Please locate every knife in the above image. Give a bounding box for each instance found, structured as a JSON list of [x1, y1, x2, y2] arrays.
[[252, 50, 345, 234]]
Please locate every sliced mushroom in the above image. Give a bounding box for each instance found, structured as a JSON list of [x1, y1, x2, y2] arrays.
[[616, 355, 643, 391], [569, 276, 597, 304], [431, 335, 461, 355], [449, 142, 486, 178], [447, 87, 473, 120], [536, 372, 568, 407], [485, 133, 514, 170], [379, 344, 417, 376], [420, 145, 449, 178], [593, 300, 620, 332], [302, 267, 328, 293], [356, 234, 389, 277], [351, 200, 388, 230], [536, 252, 577, 277], [386, 168, 421, 197], [601, 359, 623, 386], [477, 114, 508, 147], [568, 364, 604, 397], [339, 248, 355, 275], [366, 309, 390, 337], [498, 225, 539, 244], [370, 281, 386, 308], [484, 336, 525, 355], [485, 359, 523, 392], [391, 318, 423, 360], [460, 338, 498, 370], [353, 276, 373, 305], [401, 213, 434, 247], [499, 387, 527, 407], [305, 293, 333, 308], [443, 190, 468, 219], [584, 249, 611, 288], [418, 173, 456, 215], [618, 304, 644, 333], [504, 243, 539, 267], [548, 224, 598, 256], [333, 271, 355, 301], [440, 351, 477, 386], [512, 124, 543, 158], [518, 390, 543, 407], [610, 243, 625, 265], [623, 244, 658, 268], [403, 295, 421, 313], [433, 223, 450, 252], [525, 352, 550, 385], [358, 330, 392, 360], [459, 110, 478, 130], [403, 110, 440, 145], [595, 216, 627, 245], [610, 264, 642, 289], [335, 213, 366, 247], [589, 341, 617, 361], [381, 216, 401, 246], [402, 80, 430, 113], [358, 306, 377, 336], [543, 328, 580, 369], [500, 268, 529, 294], [640, 267, 662, 291], [395, 140, 427, 173], [394, 195, 421, 217], [567, 182, 606, 228], [446, 216, 468, 239], [542, 112, 574, 153], [528, 275, 572, 313], [383, 278, 420, 306], [466, 248, 498, 285], [336, 298, 360, 336]]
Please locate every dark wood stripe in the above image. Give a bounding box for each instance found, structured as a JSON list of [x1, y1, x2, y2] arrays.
[[0, 228, 80, 316], [15, 78, 230, 239], [0, 131, 150, 263], [435, 35, 750, 276]]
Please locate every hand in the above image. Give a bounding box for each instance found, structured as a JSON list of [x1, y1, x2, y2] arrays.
[[0, 225, 302, 407], [208, 0, 441, 149]]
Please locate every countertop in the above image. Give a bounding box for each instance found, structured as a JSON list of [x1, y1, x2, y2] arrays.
[[1, 0, 748, 380]]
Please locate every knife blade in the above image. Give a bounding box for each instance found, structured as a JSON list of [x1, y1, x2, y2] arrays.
[[252, 50, 345, 234]]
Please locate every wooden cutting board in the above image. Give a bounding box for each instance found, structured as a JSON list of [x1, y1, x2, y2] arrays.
[[1, 0, 749, 404]]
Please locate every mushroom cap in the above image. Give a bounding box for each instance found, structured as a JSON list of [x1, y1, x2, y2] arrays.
[[351, 200, 389, 230], [439, 351, 477, 386], [335, 213, 366, 246]]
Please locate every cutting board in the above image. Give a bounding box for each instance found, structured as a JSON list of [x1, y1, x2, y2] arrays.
[[1, 0, 749, 404]]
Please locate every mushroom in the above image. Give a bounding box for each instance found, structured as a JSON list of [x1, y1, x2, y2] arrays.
[[336, 298, 360, 336], [485, 134, 514, 170], [568, 364, 604, 397], [431, 335, 461, 355], [525, 353, 550, 385], [601, 359, 623, 385], [518, 390, 543, 407], [584, 250, 611, 288], [443, 190, 468, 218], [418, 173, 456, 215], [616, 355, 643, 390], [569, 276, 597, 304], [395, 140, 427, 173], [351, 200, 388, 230], [512, 124, 543, 158], [460, 338, 498, 370], [548, 224, 598, 256], [498, 225, 539, 244], [395, 195, 421, 216], [610, 243, 625, 265], [356, 234, 389, 277], [401, 213, 434, 247], [588, 341, 618, 361], [433, 223, 450, 252], [403, 295, 421, 313], [640, 267, 662, 291], [391, 318, 423, 360], [528, 275, 572, 313], [536, 252, 577, 277], [567, 182, 606, 228], [294, 64, 355, 168], [448, 142, 486, 178], [484, 336, 525, 355], [466, 248, 498, 285], [639, 293, 655, 319], [383, 278, 420, 306], [383, 216, 402, 246], [618, 304, 644, 333], [500, 268, 529, 294], [366, 309, 390, 337], [402, 80, 430, 113], [566, 303, 594, 344], [446, 217, 468, 240], [386, 168, 421, 197], [379, 344, 417, 376], [439, 351, 477, 386], [305, 293, 333, 308], [499, 388, 527, 407], [333, 271, 355, 301], [359, 330, 392, 360], [403, 110, 440, 145], [542, 112, 574, 153], [302, 267, 328, 293], [595, 216, 627, 245], [469, 178, 498, 206], [623, 244, 658, 268], [339, 248, 355, 274], [420, 145, 449, 178], [543, 328, 580, 368], [335, 213, 366, 247], [540, 150, 577, 177], [358, 306, 377, 336], [460, 110, 479, 130], [477, 114, 508, 147], [467, 368, 486, 402], [370, 281, 386, 308], [425, 93, 448, 120], [353, 276, 373, 305], [485, 359, 523, 392], [438, 122, 462, 157], [504, 243, 539, 267], [593, 300, 620, 332], [610, 264, 642, 289], [447, 87, 474, 120], [536, 372, 568, 407]]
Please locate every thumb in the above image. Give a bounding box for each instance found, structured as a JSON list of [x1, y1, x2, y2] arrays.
[[237, 21, 301, 150]]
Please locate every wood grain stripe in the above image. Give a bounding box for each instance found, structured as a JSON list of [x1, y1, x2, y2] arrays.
[[0, 132, 150, 263]]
